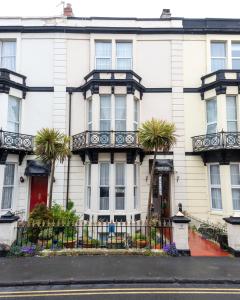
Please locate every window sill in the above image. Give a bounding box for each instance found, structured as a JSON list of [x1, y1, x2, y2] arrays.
[[210, 210, 223, 216]]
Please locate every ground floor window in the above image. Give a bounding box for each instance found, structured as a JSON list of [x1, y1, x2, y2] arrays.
[[99, 162, 110, 210], [86, 163, 91, 209], [1, 163, 15, 209], [209, 164, 222, 210], [115, 163, 125, 210], [133, 163, 139, 209], [230, 164, 240, 210]]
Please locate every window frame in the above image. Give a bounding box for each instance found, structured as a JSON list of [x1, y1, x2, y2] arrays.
[[133, 163, 139, 210], [99, 162, 110, 211], [115, 95, 127, 131], [208, 163, 223, 211], [85, 163, 91, 210], [230, 163, 240, 211], [115, 41, 133, 70], [100, 94, 112, 131], [211, 41, 226, 72], [133, 98, 139, 131], [226, 95, 238, 132], [1, 163, 16, 210], [231, 42, 240, 69], [115, 162, 126, 211], [7, 95, 21, 133], [206, 98, 217, 134], [0, 40, 16, 71], [95, 41, 112, 70]]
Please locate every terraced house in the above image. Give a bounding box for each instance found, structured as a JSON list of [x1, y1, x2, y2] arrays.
[[1, 5, 240, 224]]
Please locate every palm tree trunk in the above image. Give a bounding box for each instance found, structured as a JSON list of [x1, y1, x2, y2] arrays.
[[48, 159, 55, 208], [147, 148, 157, 223]]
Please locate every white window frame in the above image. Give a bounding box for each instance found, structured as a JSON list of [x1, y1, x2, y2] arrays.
[[87, 97, 92, 131], [226, 95, 238, 132], [133, 98, 139, 131], [0, 40, 16, 71], [115, 163, 125, 210], [133, 163, 139, 210], [7, 95, 21, 133], [85, 163, 91, 210], [208, 163, 223, 211], [116, 41, 133, 70], [1, 163, 16, 210], [230, 163, 240, 211], [206, 98, 217, 134], [115, 95, 126, 131], [231, 42, 240, 69], [99, 162, 110, 211], [100, 95, 112, 131], [211, 41, 226, 72], [95, 41, 112, 70]]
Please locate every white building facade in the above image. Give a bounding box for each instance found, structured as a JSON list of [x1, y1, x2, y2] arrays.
[[1, 14, 240, 223]]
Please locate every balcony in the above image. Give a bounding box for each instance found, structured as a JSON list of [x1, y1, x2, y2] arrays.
[[192, 131, 240, 164], [0, 130, 34, 165], [0, 68, 27, 98], [72, 131, 144, 163], [200, 69, 240, 99]]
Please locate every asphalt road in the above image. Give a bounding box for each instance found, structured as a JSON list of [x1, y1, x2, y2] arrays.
[[1, 284, 240, 299]]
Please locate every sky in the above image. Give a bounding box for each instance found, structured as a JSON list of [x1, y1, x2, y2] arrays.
[[0, 0, 239, 19]]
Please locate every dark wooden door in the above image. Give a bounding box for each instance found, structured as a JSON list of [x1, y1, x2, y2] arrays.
[[30, 176, 48, 211], [152, 173, 170, 218]]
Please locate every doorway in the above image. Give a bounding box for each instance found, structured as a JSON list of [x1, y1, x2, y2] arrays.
[[30, 176, 48, 211], [152, 173, 171, 218]]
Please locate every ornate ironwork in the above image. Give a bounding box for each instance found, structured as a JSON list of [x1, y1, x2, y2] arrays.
[[192, 131, 240, 152], [0, 130, 34, 152], [72, 131, 139, 151]]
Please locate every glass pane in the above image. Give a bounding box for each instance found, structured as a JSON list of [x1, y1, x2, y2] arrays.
[[232, 189, 240, 210], [211, 58, 226, 72], [207, 99, 217, 123], [232, 59, 240, 69], [2, 41, 16, 71], [211, 188, 222, 209], [116, 163, 125, 185], [100, 163, 109, 186], [134, 99, 139, 123], [116, 58, 132, 70], [87, 187, 91, 209], [227, 96, 237, 120], [210, 165, 220, 185], [3, 164, 15, 185], [228, 121, 237, 132], [115, 96, 126, 119], [230, 164, 240, 185], [115, 187, 125, 210], [1, 187, 13, 209], [116, 42, 132, 58], [207, 124, 217, 134], [100, 187, 109, 210], [96, 42, 111, 57], [232, 43, 240, 58], [88, 100, 92, 127], [96, 58, 111, 70], [211, 42, 226, 57], [7, 96, 20, 133], [134, 186, 138, 209], [100, 96, 111, 130]]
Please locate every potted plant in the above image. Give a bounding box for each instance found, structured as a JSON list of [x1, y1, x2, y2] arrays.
[[133, 233, 147, 248], [38, 228, 54, 248]]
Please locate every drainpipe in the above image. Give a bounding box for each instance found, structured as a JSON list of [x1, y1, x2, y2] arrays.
[[66, 90, 72, 209]]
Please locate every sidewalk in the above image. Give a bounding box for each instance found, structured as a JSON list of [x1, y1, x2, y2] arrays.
[[0, 256, 239, 287]]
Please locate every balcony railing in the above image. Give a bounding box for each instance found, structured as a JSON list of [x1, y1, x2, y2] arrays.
[[0, 130, 34, 152], [72, 131, 140, 151], [192, 131, 240, 152]]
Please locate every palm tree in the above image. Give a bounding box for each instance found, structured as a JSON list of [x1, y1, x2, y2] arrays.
[[35, 128, 71, 208], [138, 118, 176, 222]]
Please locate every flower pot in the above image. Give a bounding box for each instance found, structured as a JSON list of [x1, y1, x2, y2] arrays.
[[134, 240, 147, 248], [63, 240, 76, 248]]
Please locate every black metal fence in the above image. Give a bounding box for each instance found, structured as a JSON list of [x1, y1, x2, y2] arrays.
[[15, 219, 172, 250]]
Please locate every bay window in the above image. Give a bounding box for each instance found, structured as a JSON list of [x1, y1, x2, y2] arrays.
[[115, 163, 125, 210], [1, 163, 15, 209], [226, 96, 237, 132], [211, 42, 226, 72], [95, 41, 112, 70], [100, 95, 111, 131], [116, 42, 132, 70], [99, 163, 110, 210], [209, 164, 222, 210], [115, 96, 126, 131], [230, 164, 240, 210], [0, 41, 16, 71], [206, 98, 217, 134], [232, 43, 240, 69], [7, 96, 20, 133]]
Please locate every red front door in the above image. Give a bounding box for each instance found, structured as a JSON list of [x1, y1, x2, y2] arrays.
[[30, 176, 48, 211]]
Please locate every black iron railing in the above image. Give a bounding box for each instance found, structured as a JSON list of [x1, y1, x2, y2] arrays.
[[72, 131, 140, 151], [15, 219, 172, 250], [0, 130, 34, 152], [192, 131, 240, 152]]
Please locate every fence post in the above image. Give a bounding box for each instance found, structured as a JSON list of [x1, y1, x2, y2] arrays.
[[0, 211, 19, 246], [223, 216, 240, 257], [171, 211, 191, 256]]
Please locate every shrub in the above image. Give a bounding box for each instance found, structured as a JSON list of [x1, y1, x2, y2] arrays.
[[29, 203, 53, 224]]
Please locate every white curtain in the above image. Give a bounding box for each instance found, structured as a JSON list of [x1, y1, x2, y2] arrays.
[[1, 41, 16, 71], [206, 99, 217, 134], [115, 96, 126, 131], [1, 164, 15, 209], [7, 96, 20, 133], [88, 99, 92, 130], [211, 42, 226, 71], [227, 96, 237, 132], [210, 165, 222, 209], [115, 164, 125, 210], [211, 188, 222, 209], [116, 42, 132, 69], [230, 165, 240, 210], [96, 42, 111, 70], [100, 96, 111, 131], [230, 164, 240, 185]]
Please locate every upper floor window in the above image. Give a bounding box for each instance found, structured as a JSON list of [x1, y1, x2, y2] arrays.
[[87, 98, 92, 131], [226, 96, 237, 132], [95, 41, 112, 70], [206, 98, 217, 134], [100, 95, 111, 131], [232, 43, 240, 69], [1, 163, 15, 210], [211, 42, 226, 72], [133, 98, 139, 131], [7, 96, 20, 133], [116, 42, 132, 70], [209, 164, 222, 210], [115, 95, 126, 131], [0, 41, 16, 71], [230, 164, 240, 210]]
